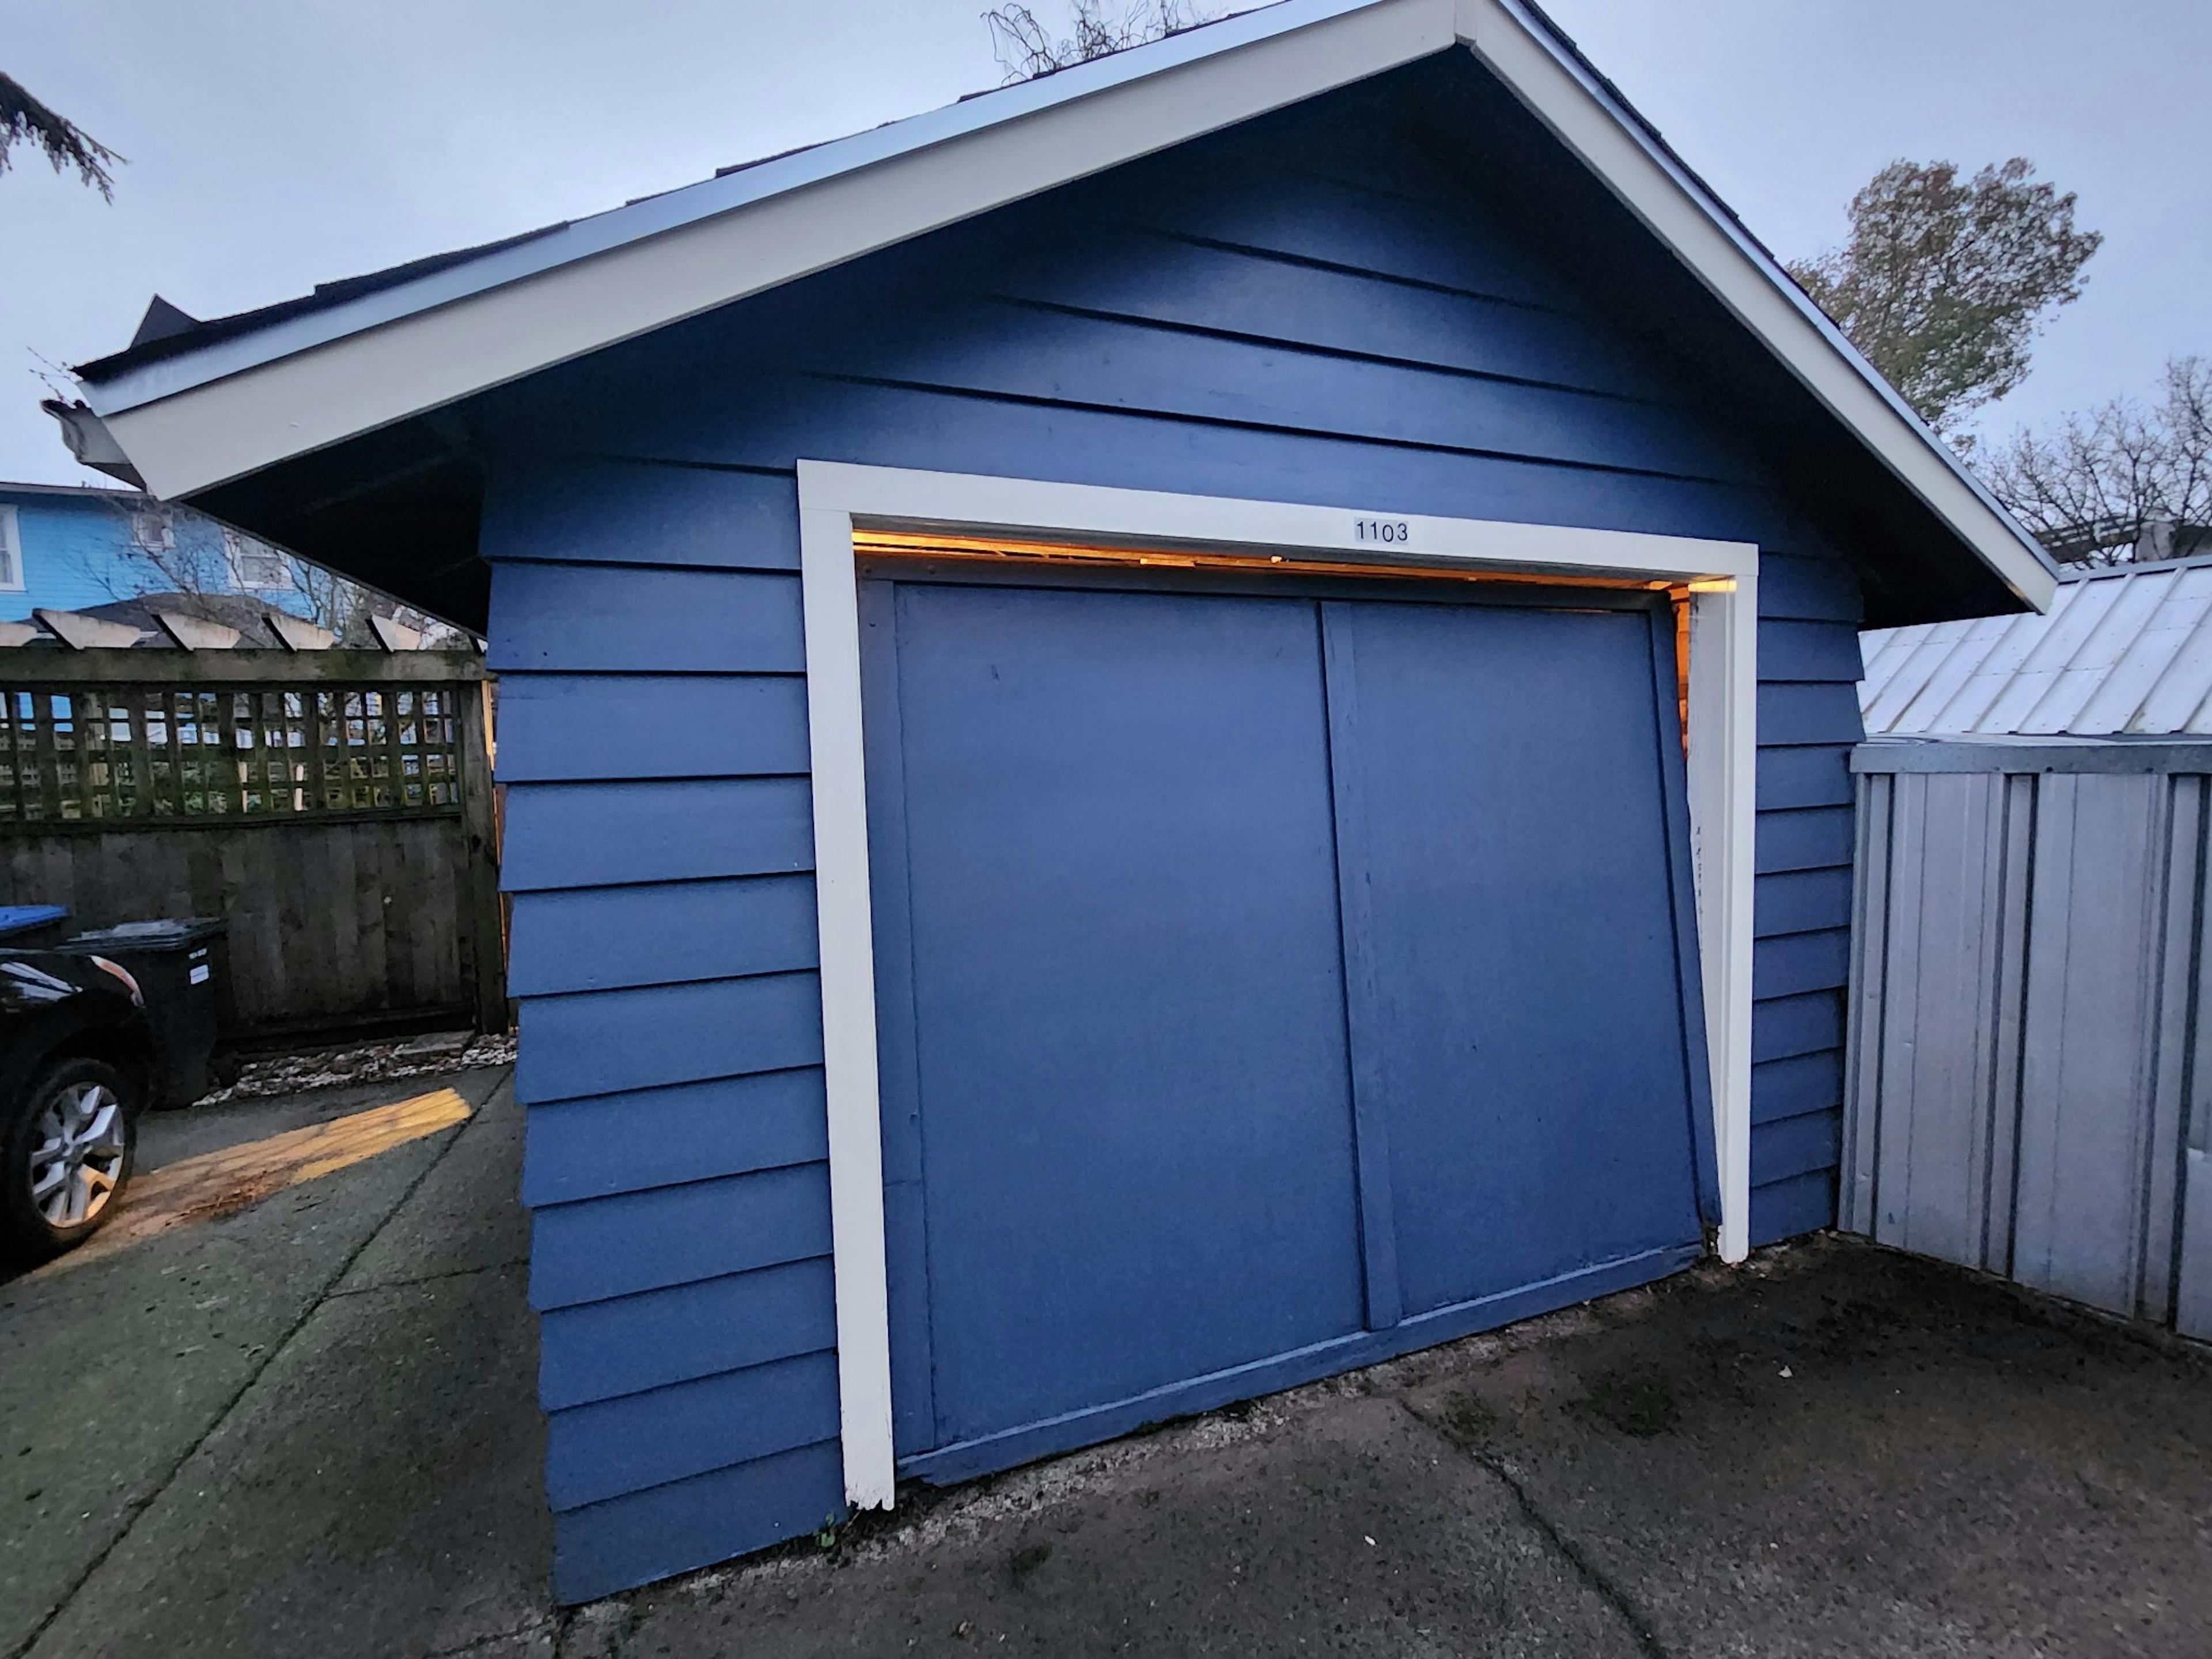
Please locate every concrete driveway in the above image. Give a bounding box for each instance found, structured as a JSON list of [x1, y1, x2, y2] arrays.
[[593, 1240, 2211, 1659], [1, 1064, 548, 1659], [5, 1069, 2210, 1658]]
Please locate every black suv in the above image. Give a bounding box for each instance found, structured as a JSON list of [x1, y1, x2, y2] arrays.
[[0, 950, 158, 1266]]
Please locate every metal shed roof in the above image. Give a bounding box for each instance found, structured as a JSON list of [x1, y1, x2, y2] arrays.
[[1860, 554, 2212, 738]]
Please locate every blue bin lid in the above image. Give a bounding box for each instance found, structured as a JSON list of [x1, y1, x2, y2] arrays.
[[0, 905, 69, 939]]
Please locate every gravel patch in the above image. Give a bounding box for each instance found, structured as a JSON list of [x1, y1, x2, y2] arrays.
[[196, 1031, 517, 1105]]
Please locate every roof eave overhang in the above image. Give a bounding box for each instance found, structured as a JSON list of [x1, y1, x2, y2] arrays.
[[73, 0, 2055, 615], [80, 0, 1456, 490], [1461, 0, 2053, 613]]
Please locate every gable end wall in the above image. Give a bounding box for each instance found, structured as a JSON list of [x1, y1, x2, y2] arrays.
[[480, 88, 1862, 1601]]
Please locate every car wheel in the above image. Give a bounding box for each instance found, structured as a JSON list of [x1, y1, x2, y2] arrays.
[[1, 1057, 139, 1266]]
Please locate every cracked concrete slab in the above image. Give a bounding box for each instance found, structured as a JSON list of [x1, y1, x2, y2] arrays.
[[336, 1072, 528, 1293], [0, 1126, 452, 1656], [1391, 1243, 2212, 1659], [611, 1392, 1647, 1657], [442, 1626, 557, 1659], [25, 1263, 550, 1658], [578, 1240, 2212, 1659], [14, 1067, 2212, 1659], [1, 1065, 531, 1659]]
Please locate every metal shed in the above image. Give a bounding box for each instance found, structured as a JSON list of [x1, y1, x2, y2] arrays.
[[1850, 558, 2212, 1339], [59, 0, 2056, 1603]]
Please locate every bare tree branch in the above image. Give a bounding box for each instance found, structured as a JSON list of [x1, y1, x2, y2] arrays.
[[1, 71, 121, 199], [1984, 357, 2212, 565], [984, 1, 1224, 82]]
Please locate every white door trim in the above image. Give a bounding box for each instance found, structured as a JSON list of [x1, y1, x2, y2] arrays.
[[796, 459, 1760, 1513]]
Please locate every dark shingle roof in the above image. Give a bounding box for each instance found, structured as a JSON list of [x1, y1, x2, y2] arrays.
[[74, 224, 569, 381]]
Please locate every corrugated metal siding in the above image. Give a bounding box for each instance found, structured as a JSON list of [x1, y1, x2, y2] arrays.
[[1861, 555, 2212, 737], [1844, 743, 2212, 1332], [485, 71, 1865, 1600]]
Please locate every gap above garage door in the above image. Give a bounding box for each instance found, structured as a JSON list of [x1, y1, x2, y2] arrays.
[[858, 554, 1717, 1484]]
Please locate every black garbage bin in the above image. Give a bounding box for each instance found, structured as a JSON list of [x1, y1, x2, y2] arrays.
[[59, 919, 234, 1107]]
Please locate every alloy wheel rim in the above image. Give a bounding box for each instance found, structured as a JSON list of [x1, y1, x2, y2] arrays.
[[29, 1082, 126, 1229]]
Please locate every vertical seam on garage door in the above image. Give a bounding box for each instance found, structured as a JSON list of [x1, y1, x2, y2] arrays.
[[1317, 600, 1405, 1332]]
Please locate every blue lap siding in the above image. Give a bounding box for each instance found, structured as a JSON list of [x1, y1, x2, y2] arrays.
[[484, 66, 1862, 1600]]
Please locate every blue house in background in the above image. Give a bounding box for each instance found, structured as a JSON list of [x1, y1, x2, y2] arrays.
[[57, 0, 2061, 1604], [0, 481, 324, 629]]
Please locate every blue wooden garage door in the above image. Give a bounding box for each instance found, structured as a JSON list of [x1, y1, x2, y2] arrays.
[[862, 566, 1714, 1483]]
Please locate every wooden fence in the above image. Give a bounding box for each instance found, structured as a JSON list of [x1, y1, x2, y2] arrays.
[[0, 649, 505, 1041]]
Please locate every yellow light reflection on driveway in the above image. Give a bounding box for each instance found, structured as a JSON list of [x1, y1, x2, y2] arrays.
[[86, 1086, 474, 1260]]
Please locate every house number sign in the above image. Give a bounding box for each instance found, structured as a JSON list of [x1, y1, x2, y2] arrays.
[[1353, 518, 1411, 544]]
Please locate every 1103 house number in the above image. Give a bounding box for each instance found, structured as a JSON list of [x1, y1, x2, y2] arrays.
[[1354, 518, 1411, 544]]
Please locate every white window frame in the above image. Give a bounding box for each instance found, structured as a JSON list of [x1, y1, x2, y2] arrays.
[[223, 529, 294, 592], [131, 506, 175, 552], [796, 459, 1759, 1513], [0, 505, 22, 592]]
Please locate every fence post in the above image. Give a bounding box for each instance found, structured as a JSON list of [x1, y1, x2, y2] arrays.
[[455, 677, 509, 1034]]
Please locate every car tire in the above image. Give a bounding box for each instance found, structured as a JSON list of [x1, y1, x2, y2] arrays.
[[1, 1056, 139, 1266]]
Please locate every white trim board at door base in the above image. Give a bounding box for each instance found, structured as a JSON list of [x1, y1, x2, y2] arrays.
[[796, 460, 1760, 1513]]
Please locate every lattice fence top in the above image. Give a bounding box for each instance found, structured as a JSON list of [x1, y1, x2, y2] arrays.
[[1, 683, 465, 825]]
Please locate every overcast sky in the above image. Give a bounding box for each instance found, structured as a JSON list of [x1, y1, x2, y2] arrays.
[[3, 1, 2205, 486]]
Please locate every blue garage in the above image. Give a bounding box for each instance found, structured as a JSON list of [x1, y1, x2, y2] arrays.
[[59, 0, 2055, 1603]]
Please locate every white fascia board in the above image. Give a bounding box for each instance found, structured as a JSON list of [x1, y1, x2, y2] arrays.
[[90, 0, 1458, 499], [89, 0, 1401, 415], [90, 0, 2058, 620], [89, 0, 1409, 416], [1455, 0, 2055, 615]]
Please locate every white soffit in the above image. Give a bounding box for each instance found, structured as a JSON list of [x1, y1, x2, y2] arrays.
[[81, 0, 2054, 614]]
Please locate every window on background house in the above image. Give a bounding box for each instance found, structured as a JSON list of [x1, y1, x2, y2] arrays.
[[224, 529, 293, 591], [131, 506, 175, 551], [0, 505, 22, 592]]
